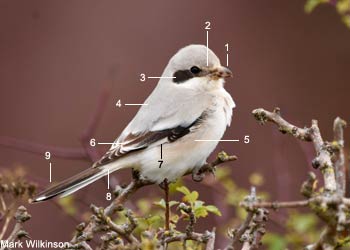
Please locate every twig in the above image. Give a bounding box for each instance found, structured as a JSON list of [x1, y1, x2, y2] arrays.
[[252, 107, 312, 141], [241, 199, 309, 210], [333, 117, 347, 196], [164, 231, 208, 244], [0, 84, 111, 163], [226, 188, 269, 250], [252, 108, 336, 193], [241, 196, 350, 209], [227, 212, 254, 250], [305, 226, 336, 250], [163, 178, 170, 231], [310, 120, 337, 193], [0, 216, 11, 240], [205, 228, 216, 250], [80, 84, 111, 162], [0, 206, 31, 250], [0, 136, 87, 160]]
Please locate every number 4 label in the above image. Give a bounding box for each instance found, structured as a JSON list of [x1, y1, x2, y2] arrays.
[[116, 99, 122, 107]]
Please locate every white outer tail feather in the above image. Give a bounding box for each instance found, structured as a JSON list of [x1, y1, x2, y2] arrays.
[[33, 164, 121, 202]]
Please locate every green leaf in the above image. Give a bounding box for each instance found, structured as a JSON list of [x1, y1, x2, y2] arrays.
[[137, 199, 152, 213], [249, 172, 264, 186], [176, 186, 191, 195], [262, 233, 287, 250], [145, 215, 163, 228], [194, 206, 208, 218], [154, 199, 166, 209], [170, 214, 180, 224], [153, 199, 179, 209], [194, 200, 204, 209], [304, 0, 327, 13], [287, 212, 318, 233], [236, 206, 248, 220], [336, 0, 350, 14], [169, 179, 183, 194], [184, 191, 199, 203], [342, 15, 350, 28], [205, 205, 222, 216], [58, 195, 77, 216], [215, 168, 231, 180], [169, 201, 179, 208]]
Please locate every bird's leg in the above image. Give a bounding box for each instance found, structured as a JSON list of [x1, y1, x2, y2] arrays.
[[161, 178, 170, 231]]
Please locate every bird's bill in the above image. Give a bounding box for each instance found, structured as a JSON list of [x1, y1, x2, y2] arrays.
[[210, 66, 233, 79]]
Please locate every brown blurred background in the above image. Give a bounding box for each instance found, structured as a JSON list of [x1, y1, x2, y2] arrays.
[[0, 0, 350, 247]]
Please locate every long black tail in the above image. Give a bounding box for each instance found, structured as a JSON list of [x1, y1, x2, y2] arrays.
[[32, 167, 105, 202]]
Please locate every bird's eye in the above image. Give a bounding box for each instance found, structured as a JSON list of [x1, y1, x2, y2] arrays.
[[190, 66, 201, 74]]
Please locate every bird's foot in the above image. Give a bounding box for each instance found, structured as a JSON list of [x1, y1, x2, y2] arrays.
[[192, 163, 216, 182]]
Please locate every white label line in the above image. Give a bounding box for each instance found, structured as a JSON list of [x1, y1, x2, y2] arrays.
[[97, 142, 125, 145], [147, 76, 176, 79], [124, 103, 148, 106], [49, 162, 52, 183], [206, 30, 209, 66], [195, 139, 240, 142], [226, 53, 229, 67], [107, 169, 110, 189]]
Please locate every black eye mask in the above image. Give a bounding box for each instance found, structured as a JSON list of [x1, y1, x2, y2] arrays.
[[173, 70, 194, 83], [173, 66, 209, 84]]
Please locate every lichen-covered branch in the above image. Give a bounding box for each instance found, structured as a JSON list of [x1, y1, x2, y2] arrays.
[[225, 188, 269, 250], [253, 108, 337, 193], [252, 107, 349, 250], [333, 117, 347, 196], [0, 206, 31, 250]]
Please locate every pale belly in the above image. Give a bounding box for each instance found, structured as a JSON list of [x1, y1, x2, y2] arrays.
[[134, 108, 228, 183]]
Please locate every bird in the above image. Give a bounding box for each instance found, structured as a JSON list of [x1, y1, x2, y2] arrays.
[[33, 44, 236, 203]]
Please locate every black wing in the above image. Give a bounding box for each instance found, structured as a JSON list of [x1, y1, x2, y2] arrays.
[[93, 112, 207, 168]]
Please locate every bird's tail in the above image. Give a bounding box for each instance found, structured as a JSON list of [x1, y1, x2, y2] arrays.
[[32, 167, 109, 203]]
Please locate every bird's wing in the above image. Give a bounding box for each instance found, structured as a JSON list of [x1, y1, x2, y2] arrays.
[[93, 86, 212, 168]]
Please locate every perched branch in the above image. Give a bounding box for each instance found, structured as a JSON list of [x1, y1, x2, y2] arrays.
[[192, 151, 237, 182]]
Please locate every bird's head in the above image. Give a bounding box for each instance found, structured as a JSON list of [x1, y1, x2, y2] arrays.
[[162, 44, 232, 90]]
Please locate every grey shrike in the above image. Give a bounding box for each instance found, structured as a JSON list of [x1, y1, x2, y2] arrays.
[[33, 44, 236, 202]]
